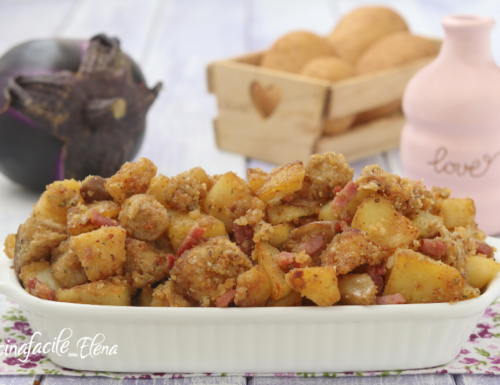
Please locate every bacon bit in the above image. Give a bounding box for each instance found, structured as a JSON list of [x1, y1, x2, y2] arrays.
[[366, 263, 386, 295], [331, 181, 358, 224], [297, 234, 325, 256], [177, 224, 206, 256], [215, 290, 236, 308], [167, 254, 176, 270], [418, 239, 447, 259], [475, 240, 494, 259], [26, 278, 56, 301], [277, 252, 295, 266], [376, 293, 406, 305], [90, 209, 119, 228], [232, 223, 255, 256]]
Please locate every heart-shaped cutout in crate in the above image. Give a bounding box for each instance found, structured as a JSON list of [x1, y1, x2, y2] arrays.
[[250, 81, 282, 118]]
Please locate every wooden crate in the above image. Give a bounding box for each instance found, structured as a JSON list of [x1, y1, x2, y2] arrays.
[[207, 48, 438, 165]]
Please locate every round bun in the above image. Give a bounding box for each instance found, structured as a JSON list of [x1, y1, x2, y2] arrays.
[[327, 6, 408, 64], [261, 31, 336, 74]]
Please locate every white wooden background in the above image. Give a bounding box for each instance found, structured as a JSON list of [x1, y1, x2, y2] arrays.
[[1, 0, 500, 384]]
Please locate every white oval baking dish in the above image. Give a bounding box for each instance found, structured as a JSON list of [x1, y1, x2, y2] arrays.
[[0, 237, 499, 374]]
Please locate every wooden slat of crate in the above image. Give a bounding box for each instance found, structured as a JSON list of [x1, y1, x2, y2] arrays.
[[209, 60, 329, 164], [328, 56, 436, 118], [315, 113, 404, 163]]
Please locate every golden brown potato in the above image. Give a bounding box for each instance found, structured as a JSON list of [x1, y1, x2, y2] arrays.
[[465, 255, 500, 290], [51, 239, 88, 288], [268, 223, 293, 249], [254, 242, 292, 301], [257, 161, 306, 205], [261, 31, 336, 73], [203, 172, 254, 233], [285, 266, 340, 306], [234, 265, 272, 307], [147, 167, 212, 211], [327, 6, 408, 64], [383, 249, 464, 303], [33, 179, 82, 225], [70, 226, 127, 282], [320, 227, 384, 275], [266, 290, 303, 307], [14, 216, 67, 275], [267, 204, 319, 226], [338, 274, 377, 305], [124, 238, 173, 288], [67, 200, 121, 236], [151, 281, 192, 307], [303, 152, 354, 201], [118, 194, 170, 241], [170, 237, 252, 306], [3, 234, 16, 259], [247, 168, 270, 195], [105, 158, 157, 204], [352, 195, 420, 249], [57, 278, 131, 306], [20, 260, 61, 301], [167, 210, 227, 252], [436, 198, 476, 229], [411, 210, 443, 239]]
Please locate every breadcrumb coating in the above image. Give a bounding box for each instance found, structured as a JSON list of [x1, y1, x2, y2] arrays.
[[320, 227, 386, 275], [170, 236, 253, 306], [356, 164, 434, 219], [302, 152, 354, 201]]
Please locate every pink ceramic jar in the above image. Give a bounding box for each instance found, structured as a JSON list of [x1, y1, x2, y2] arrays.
[[400, 15, 500, 235]]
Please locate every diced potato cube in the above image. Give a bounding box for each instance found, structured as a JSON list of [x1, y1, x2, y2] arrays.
[[202, 172, 253, 233], [465, 255, 500, 290], [105, 158, 157, 204], [268, 223, 293, 249], [137, 286, 153, 306], [234, 265, 272, 307], [118, 194, 170, 241], [57, 279, 131, 306], [167, 210, 227, 252], [267, 204, 318, 225], [256, 161, 305, 205], [247, 168, 269, 195], [285, 266, 340, 306], [338, 274, 377, 305], [253, 242, 292, 301], [151, 281, 191, 307], [436, 198, 476, 229], [70, 227, 127, 282], [383, 249, 464, 303], [147, 168, 211, 211], [319, 189, 375, 222], [33, 179, 82, 224], [124, 239, 173, 288], [412, 210, 443, 239], [266, 290, 302, 307], [20, 260, 61, 300], [67, 200, 121, 236], [352, 195, 419, 249], [14, 216, 67, 275], [3, 234, 16, 259], [461, 282, 480, 301], [51, 239, 88, 288]]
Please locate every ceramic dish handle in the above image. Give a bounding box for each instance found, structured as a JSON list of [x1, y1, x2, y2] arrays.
[[0, 255, 15, 297]]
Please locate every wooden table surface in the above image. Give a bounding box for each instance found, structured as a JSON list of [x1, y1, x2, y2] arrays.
[[1, 0, 500, 384]]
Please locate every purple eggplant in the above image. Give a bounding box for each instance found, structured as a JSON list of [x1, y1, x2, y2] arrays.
[[0, 34, 161, 191]]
